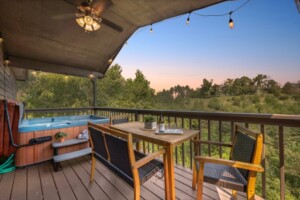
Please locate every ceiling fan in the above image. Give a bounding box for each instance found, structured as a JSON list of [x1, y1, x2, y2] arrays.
[[54, 0, 123, 33]]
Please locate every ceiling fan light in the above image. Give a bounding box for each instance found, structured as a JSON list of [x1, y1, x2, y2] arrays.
[[84, 15, 94, 25], [85, 24, 93, 32], [92, 21, 101, 30], [76, 17, 85, 27]]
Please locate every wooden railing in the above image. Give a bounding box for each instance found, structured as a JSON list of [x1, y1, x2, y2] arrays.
[[25, 107, 300, 200]]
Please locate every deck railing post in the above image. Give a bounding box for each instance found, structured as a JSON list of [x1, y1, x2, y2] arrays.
[[279, 126, 285, 200], [135, 112, 140, 122]]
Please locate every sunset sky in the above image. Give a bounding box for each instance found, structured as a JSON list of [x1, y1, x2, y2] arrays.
[[113, 0, 300, 92]]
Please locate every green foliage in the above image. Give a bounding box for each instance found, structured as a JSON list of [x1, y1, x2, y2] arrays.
[[54, 132, 67, 139], [144, 115, 156, 122], [207, 98, 222, 110]]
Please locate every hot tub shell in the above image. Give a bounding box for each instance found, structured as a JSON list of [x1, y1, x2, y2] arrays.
[[15, 115, 109, 167]]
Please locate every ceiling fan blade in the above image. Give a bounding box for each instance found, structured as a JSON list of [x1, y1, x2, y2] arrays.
[[102, 17, 123, 33], [51, 13, 75, 20]]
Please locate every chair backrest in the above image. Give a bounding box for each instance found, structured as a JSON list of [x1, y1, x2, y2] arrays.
[[88, 123, 109, 160], [105, 133, 133, 178], [110, 115, 130, 125], [230, 125, 263, 180]]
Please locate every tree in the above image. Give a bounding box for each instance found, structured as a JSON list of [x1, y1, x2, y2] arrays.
[[18, 72, 92, 108], [221, 78, 234, 96], [253, 74, 268, 93], [122, 70, 155, 108], [199, 79, 213, 98], [97, 64, 125, 107], [264, 79, 281, 96]]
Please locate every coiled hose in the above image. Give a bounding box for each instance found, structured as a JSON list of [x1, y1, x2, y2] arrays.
[[0, 154, 16, 174]]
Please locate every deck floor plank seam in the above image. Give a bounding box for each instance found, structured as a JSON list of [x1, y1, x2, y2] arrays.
[[81, 156, 137, 200], [0, 169, 15, 200], [38, 163, 60, 200], [50, 163, 77, 200], [67, 159, 110, 200], [75, 157, 127, 200], [27, 165, 43, 200], [11, 168, 27, 200], [61, 161, 94, 200]]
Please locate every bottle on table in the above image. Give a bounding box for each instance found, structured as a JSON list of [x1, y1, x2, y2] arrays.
[[158, 111, 165, 132]]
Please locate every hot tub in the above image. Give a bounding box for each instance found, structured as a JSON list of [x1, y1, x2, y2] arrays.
[[15, 115, 109, 167]]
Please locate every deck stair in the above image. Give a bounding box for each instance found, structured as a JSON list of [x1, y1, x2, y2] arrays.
[[52, 138, 90, 171]]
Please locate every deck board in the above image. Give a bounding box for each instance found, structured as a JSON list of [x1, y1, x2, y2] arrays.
[[27, 166, 43, 200], [0, 170, 15, 200], [11, 168, 27, 200], [0, 156, 264, 200], [38, 163, 60, 200]]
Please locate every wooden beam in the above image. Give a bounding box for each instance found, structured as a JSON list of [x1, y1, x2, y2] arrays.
[[9, 56, 103, 78]]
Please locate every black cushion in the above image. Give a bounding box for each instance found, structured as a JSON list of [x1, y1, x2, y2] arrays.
[[203, 163, 247, 192], [231, 131, 256, 179]]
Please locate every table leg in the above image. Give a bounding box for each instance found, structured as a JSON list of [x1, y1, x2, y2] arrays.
[[163, 150, 170, 200], [167, 144, 175, 200]]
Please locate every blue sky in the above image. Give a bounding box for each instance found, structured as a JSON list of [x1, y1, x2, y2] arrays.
[[113, 0, 300, 91]]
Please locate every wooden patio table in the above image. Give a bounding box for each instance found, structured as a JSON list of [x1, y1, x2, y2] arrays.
[[110, 121, 199, 200]]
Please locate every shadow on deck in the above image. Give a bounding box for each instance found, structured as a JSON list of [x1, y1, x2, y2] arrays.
[[0, 156, 263, 200]]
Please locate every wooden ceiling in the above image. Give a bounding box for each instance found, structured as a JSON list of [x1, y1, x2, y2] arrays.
[[0, 0, 228, 79]]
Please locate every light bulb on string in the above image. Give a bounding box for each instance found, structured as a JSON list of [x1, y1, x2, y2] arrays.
[[186, 12, 191, 25], [150, 24, 153, 33], [228, 12, 234, 29], [89, 73, 95, 79]]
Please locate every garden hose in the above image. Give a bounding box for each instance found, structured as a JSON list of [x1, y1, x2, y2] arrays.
[[0, 154, 16, 174]]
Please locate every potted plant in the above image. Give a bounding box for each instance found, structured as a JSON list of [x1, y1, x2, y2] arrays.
[[54, 132, 68, 143], [144, 115, 157, 129]]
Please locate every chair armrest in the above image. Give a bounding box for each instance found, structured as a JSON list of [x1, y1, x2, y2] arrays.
[[192, 140, 233, 148], [133, 148, 166, 169], [194, 156, 264, 172]]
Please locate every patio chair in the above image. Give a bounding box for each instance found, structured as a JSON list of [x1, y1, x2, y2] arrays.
[[110, 114, 141, 151], [192, 125, 264, 200], [88, 123, 166, 200]]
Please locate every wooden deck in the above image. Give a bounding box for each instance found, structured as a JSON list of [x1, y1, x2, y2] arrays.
[[0, 156, 263, 200]]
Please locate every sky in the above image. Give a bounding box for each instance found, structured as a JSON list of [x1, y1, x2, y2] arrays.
[[113, 0, 300, 92]]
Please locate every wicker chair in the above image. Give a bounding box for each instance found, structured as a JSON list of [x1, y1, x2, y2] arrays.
[[192, 125, 264, 200], [88, 122, 166, 200], [110, 114, 141, 151]]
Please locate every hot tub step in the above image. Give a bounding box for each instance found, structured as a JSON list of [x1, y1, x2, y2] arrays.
[[52, 138, 89, 148], [53, 147, 92, 163]]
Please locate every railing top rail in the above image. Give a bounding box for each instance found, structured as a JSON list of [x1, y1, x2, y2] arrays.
[[25, 107, 300, 127]]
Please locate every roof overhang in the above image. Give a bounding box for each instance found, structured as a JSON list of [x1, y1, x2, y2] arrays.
[[0, 0, 229, 80]]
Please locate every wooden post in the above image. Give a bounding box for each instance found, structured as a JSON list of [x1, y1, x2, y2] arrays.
[[91, 79, 96, 114]]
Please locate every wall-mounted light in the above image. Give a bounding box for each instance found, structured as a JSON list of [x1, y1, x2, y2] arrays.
[[4, 60, 10, 66]]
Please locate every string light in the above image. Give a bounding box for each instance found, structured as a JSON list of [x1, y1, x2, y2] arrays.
[[32, 71, 37, 76], [108, 58, 113, 64], [229, 12, 234, 29], [186, 12, 191, 25], [150, 24, 153, 32], [89, 73, 95, 79]]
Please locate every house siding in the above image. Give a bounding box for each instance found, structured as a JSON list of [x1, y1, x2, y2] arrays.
[[0, 47, 16, 100]]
